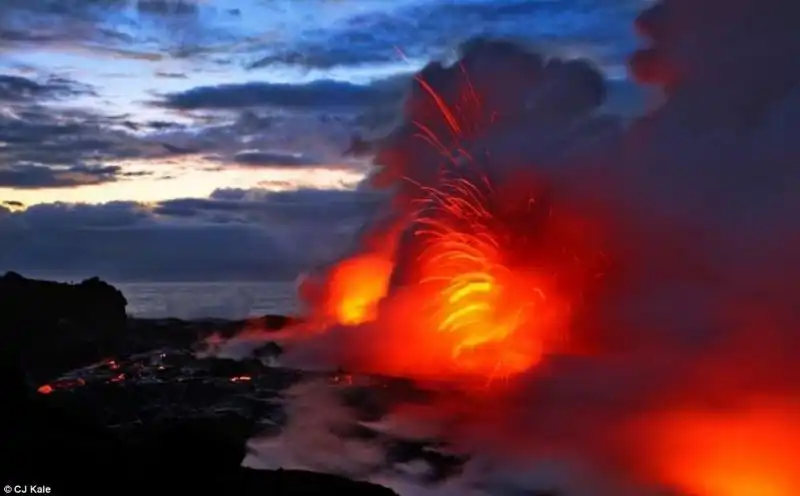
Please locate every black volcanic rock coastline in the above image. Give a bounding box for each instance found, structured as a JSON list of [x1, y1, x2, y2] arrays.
[[0, 271, 128, 382], [1, 272, 398, 496]]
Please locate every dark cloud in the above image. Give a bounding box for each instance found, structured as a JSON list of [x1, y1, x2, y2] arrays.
[[15, 201, 151, 229], [0, 73, 193, 189], [0, 164, 123, 189], [157, 78, 406, 111], [0, 187, 379, 281], [0, 0, 128, 48], [0, 74, 94, 102], [0, 0, 205, 52], [233, 150, 319, 167], [147, 108, 367, 168], [154, 71, 188, 79], [136, 0, 199, 16], [246, 0, 639, 74]]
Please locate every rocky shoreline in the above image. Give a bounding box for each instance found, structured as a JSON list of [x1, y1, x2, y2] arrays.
[[1, 272, 402, 495]]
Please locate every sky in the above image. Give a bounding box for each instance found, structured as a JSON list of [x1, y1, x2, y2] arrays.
[[0, 0, 649, 281]]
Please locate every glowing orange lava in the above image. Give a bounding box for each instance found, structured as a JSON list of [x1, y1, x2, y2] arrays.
[[37, 384, 53, 394], [650, 402, 800, 496], [324, 253, 394, 326], [412, 175, 560, 378]]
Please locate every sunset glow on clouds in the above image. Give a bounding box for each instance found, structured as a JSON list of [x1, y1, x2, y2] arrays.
[[0, 0, 646, 280]]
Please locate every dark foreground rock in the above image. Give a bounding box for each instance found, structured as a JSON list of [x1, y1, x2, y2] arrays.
[[0, 272, 129, 382], [0, 272, 297, 383], [2, 352, 399, 496], [0, 273, 398, 496]]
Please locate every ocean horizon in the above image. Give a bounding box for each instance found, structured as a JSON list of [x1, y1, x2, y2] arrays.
[[114, 281, 300, 320]]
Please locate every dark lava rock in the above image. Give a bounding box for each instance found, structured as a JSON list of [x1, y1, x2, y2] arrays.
[[0, 272, 127, 332], [240, 469, 400, 496], [0, 273, 298, 384], [254, 340, 284, 359], [0, 272, 128, 381], [259, 313, 302, 330], [1, 352, 399, 495], [387, 440, 467, 483], [0, 274, 397, 494]]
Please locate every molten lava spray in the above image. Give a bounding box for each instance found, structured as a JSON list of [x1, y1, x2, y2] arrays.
[[295, 49, 607, 382], [324, 253, 394, 326]]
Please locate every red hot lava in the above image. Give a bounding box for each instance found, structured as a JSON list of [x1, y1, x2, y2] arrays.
[[647, 402, 800, 496], [299, 60, 607, 382]]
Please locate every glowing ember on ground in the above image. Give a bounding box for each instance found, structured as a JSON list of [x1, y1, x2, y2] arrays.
[[332, 374, 353, 385], [37, 384, 54, 394], [109, 373, 125, 383], [37, 378, 87, 393]]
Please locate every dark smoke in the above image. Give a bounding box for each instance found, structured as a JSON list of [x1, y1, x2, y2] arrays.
[[221, 0, 800, 494]]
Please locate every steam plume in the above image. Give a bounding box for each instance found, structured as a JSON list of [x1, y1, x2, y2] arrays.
[[228, 1, 800, 494]]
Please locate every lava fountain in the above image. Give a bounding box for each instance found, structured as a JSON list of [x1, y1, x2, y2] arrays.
[[296, 59, 607, 383]]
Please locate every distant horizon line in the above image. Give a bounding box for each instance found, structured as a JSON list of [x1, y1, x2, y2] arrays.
[[3, 271, 300, 285]]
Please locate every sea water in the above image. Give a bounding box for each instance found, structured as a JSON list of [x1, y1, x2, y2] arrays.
[[115, 281, 300, 320]]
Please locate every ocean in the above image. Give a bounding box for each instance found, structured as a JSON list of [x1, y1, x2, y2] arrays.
[[115, 281, 300, 320]]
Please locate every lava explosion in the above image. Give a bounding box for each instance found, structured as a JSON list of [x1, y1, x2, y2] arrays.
[[405, 169, 600, 379], [298, 60, 605, 381], [414, 172, 542, 377]]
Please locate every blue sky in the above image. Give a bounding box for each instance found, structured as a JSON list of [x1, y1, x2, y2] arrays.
[[0, 0, 648, 280]]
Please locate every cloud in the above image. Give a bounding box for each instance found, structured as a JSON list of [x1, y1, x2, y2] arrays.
[[157, 78, 406, 111], [0, 74, 194, 188], [0, 74, 94, 102], [0, 164, 127, 189], [0, 187, 381, 282], [0, 0, 207, 55], [136, 0, 199, 16], [154, 71, 188, 79], [147, 106, 377, 170], [245, 0, 642, 75], [233, 151, 320, 167]]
